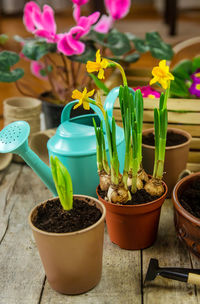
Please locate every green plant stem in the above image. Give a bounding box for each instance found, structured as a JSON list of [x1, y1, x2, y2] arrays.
[[108, 60, 127, 86], [163, 85, 170, 109]]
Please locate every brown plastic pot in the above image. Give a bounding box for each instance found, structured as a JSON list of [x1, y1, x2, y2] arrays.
[[172, 172, 200, 258], [29, 195, 106, 295], [142, 127, 191, 197], [96, 182, 167, 250]]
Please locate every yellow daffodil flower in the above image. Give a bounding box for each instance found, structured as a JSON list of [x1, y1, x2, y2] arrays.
[[150, 60, 174, 90], [86, 49, 109, 80], [72, 88, 95, 110]]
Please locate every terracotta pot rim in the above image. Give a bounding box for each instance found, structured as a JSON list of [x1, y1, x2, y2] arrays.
[[96, 179, 168, 209], [142, 127, 192, 150], [29, 194, 106, 237], [172, 172, 200, 226]]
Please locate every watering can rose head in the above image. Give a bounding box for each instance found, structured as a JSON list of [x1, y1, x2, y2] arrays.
[[0, 0, 173, 104]]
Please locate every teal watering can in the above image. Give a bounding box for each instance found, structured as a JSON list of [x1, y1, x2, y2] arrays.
[[0, 87, 134, 197]]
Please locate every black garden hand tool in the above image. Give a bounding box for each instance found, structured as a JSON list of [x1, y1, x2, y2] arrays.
[[145, 258, 200, 285]]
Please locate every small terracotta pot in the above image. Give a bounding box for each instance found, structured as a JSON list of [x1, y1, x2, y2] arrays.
[[142, 128, 191, 197], [29, 195, 106, 295], [96, 182, 167, 250], [172, 172, 200, 258]]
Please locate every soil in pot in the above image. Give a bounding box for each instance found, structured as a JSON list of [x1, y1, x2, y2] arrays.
[[97, 186, 160, 205], [33, 198, 102, 233], [142, 130, 188, 147], [179, 178, 200, 218]]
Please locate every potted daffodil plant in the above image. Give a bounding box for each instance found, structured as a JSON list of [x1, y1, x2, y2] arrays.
[[0, 0, 173, 128], [29, 156, 106, 295], [142, 61, 192, 197], [71, 50, 169, 250]]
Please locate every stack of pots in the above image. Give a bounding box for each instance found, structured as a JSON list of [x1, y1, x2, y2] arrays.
[[3, 96, 41, 163]]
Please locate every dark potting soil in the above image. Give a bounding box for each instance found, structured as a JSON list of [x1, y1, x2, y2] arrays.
[[33, 198, 102, 233], [142, 131, 188, 147], [180, 179, 200, 218], [98, 187, 159, 205]]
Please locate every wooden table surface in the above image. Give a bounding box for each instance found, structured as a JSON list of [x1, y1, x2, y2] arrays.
[[0, 162, 200, 304]]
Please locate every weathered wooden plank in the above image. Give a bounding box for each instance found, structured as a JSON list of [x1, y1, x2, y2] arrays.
[[0, 163, 22, 242], [40, 227, 141, 304], [0, 164, 52, 304], [187, 162, 200, 172], [143, 123, 200, 137], [190, 138, 200, 150], [142, 199, 199, 304], [114, 108, 200, 125], [107, 96, 200, 112], [188, 151, 200, 163]]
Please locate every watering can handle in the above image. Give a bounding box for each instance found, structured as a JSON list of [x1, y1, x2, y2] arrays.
[[61, 100, 106, 130], [103, 86, 135, 119]]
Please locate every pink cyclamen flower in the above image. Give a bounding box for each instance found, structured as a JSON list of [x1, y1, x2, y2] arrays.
[[71, 0, 89, 5], [31, 61, 48, 80], [104, 0, 131, 20], [133, 86, 161, 98], [57, 26, 86, 56], [23, 2, 58, 43], [94, 14, 113, 33], [76, 12, 100, 38]]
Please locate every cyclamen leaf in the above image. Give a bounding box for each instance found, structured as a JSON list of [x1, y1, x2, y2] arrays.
[[0, 51, 20, 72], [124, 53, 140, 63], [107, 29, 131, 56], [146, 32, 173, 60], [0, 69, 24, 82], [22, 40, 57, 61]]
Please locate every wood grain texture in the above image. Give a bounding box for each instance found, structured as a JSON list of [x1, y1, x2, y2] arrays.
[[1, 164, 200, 303], [40, 227, 141, 304], [0, 164, 52, 304], [142, 199, 200, 304]]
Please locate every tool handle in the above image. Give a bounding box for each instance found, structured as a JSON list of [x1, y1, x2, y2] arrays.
[[159, 270, 188, 282], [188, 273, 200, 285]]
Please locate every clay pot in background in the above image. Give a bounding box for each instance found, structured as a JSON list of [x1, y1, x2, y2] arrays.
[[172, 172, 200, 258], [3, 97, 41, 163], [0, 153, 12, 171], [29, 195, 106, 295], [96, 182, 167, 250], [30, 129, 56, 166], [142, 128, 191, 197]]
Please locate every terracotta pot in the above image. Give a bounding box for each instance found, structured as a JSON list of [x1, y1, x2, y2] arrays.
[[96, 182, 167, 250], [142, 127, 191, 197], [172, 172, 200, 258], [29, 195, 106, 295]]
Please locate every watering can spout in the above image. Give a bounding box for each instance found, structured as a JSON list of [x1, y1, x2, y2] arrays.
[[0, 121, 57, 196]]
